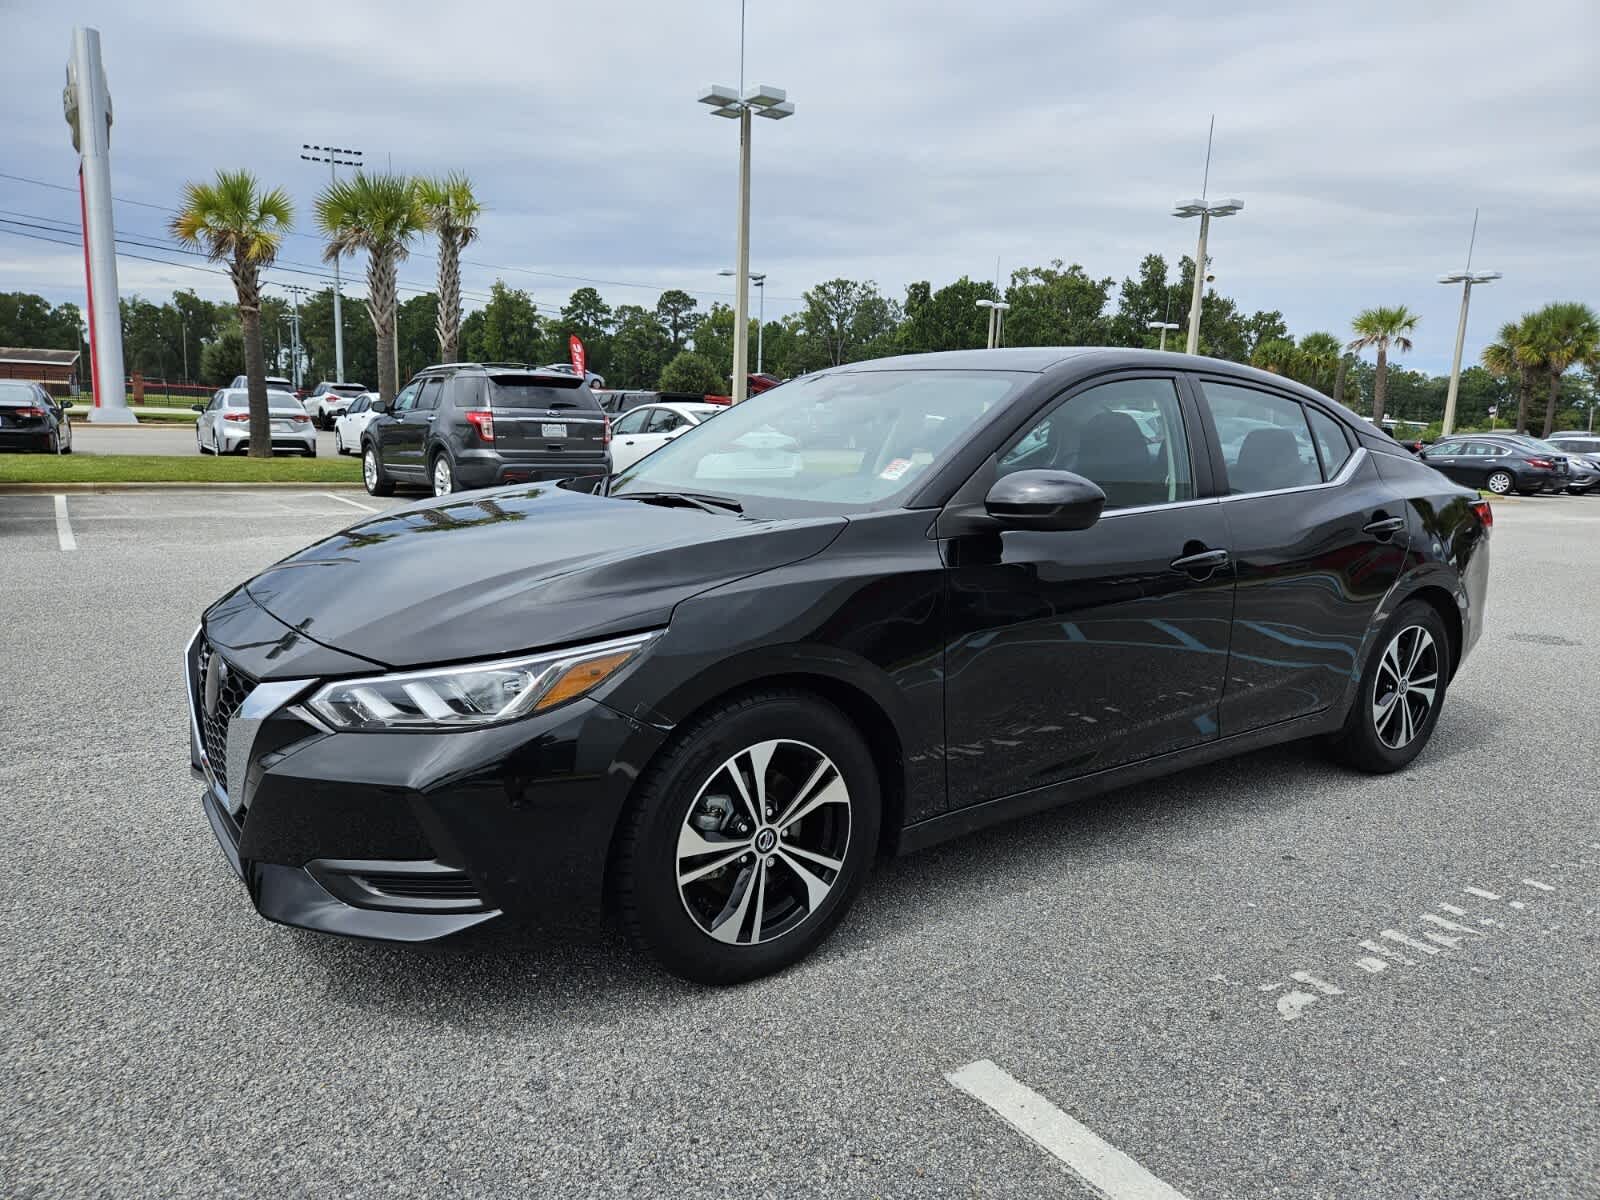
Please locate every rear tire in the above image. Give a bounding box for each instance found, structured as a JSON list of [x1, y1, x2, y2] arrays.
[[363, 444, 395, 496], [1484, 470, 1514, 495], [1328, 600, 1450, 774], [431, 452, 456, 497], [614, 690, 880, 985], [334, 428, 345, 455]]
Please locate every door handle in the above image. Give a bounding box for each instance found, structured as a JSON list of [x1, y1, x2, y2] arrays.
[[1169, 548, 1230, 573], [1363, 515, 1406, 538]]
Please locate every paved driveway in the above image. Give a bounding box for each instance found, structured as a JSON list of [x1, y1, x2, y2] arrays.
[[2, 490, 1596, 1199]]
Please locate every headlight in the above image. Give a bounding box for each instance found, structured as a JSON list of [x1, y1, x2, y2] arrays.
[[305, 631, 658, 731]]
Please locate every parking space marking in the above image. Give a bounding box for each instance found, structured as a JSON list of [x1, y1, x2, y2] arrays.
[[946, 1060, 1191, 1200], [53, 494, 76, 551], [321, 492, 377, 513]]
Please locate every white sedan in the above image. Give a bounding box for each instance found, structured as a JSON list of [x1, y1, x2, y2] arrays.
[[195, 388, 316, 456], [609, 402, 723, 472], [332, 392, 381, 456]]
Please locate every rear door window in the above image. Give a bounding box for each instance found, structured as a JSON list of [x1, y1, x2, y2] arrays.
[[1305, 406, 1353, 480], [486, 373, 599, 413], [1201, 382, 1321, 493]]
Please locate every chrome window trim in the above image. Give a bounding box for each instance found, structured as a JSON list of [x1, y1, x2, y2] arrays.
[[1218, 446, 1368, 504], [1095, 495, 1220, 521]]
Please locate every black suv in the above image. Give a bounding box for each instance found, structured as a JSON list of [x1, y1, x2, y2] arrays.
[[361, 363, 611, 497]]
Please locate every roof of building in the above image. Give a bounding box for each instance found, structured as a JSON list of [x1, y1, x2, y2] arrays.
[[0, 348, 81, 367]]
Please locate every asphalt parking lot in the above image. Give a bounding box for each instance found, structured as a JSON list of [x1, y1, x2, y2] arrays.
[[68, 423, 345, 456], [2, 489, 1597, 1199]]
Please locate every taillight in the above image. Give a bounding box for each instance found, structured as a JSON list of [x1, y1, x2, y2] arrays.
[[1472, 500, 1493, 529], [15, 406, 44, 418], [464, 409, 495, 442], [224, 412, 250, 422], [603, 415, 612, 445], [1526, 456, 1554, 469]]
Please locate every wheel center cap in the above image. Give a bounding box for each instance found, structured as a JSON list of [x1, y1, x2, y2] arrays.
[[754, 828, 777, 854]]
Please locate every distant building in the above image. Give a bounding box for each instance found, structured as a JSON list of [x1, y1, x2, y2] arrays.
[[0, 348, 81, 397]]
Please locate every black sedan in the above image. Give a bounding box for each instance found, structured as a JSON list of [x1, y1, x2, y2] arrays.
[[1418, 435, 1566, 495], [187, 348, 1491, 983], [0, 381, 73, 452]]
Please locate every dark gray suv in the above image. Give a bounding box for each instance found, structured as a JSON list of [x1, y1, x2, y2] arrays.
[[361, 364, 611, 497]]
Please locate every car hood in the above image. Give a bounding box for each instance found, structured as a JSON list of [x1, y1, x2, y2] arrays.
[[240, 484, 846, 669]]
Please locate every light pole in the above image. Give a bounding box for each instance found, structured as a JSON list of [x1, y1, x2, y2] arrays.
[[300, 143, 362, 382], [284, 284, 310, 389], [975, 299, 1012, 349], [719, 269, 767, 374], [699, 3, 793, 404], [1148, 320, 1180, 351], [1172, 198, 1243, 355], [1437, 212, 1499, 437]]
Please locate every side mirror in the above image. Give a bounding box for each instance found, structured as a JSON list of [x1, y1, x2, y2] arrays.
[[984, 469, 1106, 532], [61, 398, 74, 409], [191, 403, 205, 412], [371, 400, 390, 415]]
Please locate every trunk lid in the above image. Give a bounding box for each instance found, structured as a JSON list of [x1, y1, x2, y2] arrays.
[[481, 372, 606, 457]]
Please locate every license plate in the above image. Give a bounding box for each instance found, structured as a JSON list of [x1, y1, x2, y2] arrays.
[[541, 423, 567, 439], [272, 421, 293, 432]]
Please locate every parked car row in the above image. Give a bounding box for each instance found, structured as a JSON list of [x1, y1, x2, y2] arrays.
[[1418, 432, 1599, 496]]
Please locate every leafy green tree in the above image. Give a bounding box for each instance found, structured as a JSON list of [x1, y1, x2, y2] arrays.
[[299, 287, 376, 386], [798, 278, 900, 365], [465, 280, 542, 363], [416, 173, 482, 363], [1002, 261, 1112, 348], [897, 276, 997, 354], [315, 171, 426, 403], [200, 323, 246, 385], [1348, 305, 1419, 426], [396, 292, 440, 382], [658, 350, 727, 395], [692, 302, 756, 379], [170, 168, 294, 457], [1528, 301, 1600, 436], [609, 305, 673, 388], [1109, 254, 1187, 347], [0, 292, 86, 351], [545, 286, 614, 375], [654, 289, 701, 351]]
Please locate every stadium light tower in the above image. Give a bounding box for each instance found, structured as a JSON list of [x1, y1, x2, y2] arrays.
[[300, 143, 362, 382], [698, 0, 793, 402], [1438, 210, 1500, 437]]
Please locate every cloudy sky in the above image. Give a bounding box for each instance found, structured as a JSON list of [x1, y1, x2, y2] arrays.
[[4, 0, 1596, 372]]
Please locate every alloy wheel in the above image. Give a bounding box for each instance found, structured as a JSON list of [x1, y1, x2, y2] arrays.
[[675, 739, 852, 946], [363, 448, 378, 490], [433, 456, 454, 496], [1371, 625, 1439, 750], [1486, 471, 1513, 495]]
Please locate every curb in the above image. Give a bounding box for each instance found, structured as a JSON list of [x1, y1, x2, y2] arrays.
[[0, 481, 367, 493]]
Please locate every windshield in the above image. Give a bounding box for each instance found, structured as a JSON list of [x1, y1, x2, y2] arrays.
[[610, 368, 1027, 513]]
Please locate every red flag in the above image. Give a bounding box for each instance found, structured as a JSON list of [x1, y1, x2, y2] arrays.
[[569, 335, 586, 378]]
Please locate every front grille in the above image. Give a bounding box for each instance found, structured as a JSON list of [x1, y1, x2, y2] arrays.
[[357, 871, 481, 902], [195, 636, 255, 798]]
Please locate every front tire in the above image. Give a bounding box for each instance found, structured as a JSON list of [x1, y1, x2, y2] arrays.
[[1328, 600, 1449, 773], [614, 690, 881, 984], [363, 444, 395, 496]]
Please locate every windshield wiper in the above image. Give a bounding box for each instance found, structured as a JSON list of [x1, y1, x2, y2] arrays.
[[616, 490, 744, 515]]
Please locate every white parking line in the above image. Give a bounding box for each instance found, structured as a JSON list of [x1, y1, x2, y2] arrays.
[[321, 492, 378, 513], [53, 494, 77, 551], [946, 1059, 1191, 1200]]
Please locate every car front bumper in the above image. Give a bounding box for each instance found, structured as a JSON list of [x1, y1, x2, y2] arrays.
[[186, 626, 667, 941]]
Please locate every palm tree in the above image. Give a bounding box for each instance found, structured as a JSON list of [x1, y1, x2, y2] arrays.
[[1347, 305, 1419, 426], [1297, 332, 1342, 396], [1529, 302, 1600, 436], [169, 170, 292, 458], [416, 173, 483, 363], [315, 172, 426, 403], [1481, 318, 1544, 433]]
